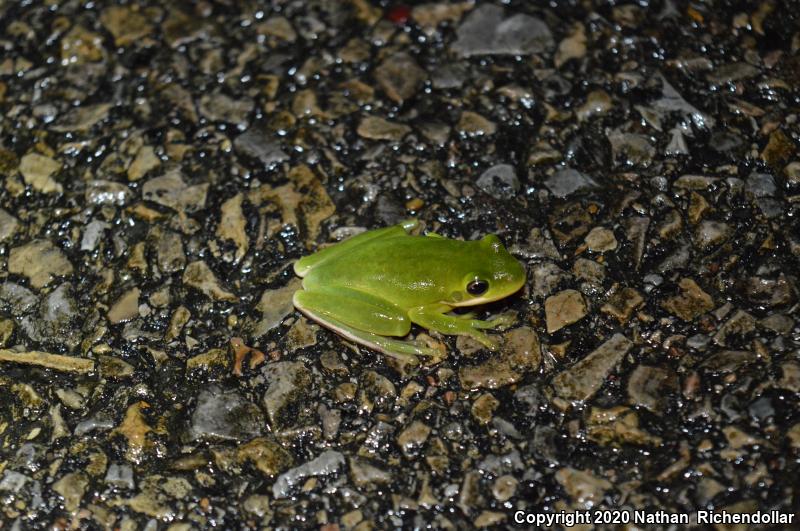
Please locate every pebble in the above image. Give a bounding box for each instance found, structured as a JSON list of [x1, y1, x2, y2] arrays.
[[188, 386, 265, 441], [583, 226, 617, 252], [18, 152, 62, 194], [545, 289, 588, 333], [456, 111, 496, 136], [0, 208, 19, 241], [182, 261, 237, 302], [272, 450, 345, 499], [8, 240, 74, 289], [452, 4, 553, 57], [357, 116, 411, 141], [662, 278, 714, 321], [544, 168, 599, 198], [475, 164, 520, 200], [262, 361, 312, 430], [374, 52, 426, 103], [108, 288, 141, 324], [234, 129, 289, 167], [551, 333, 633, 402], [142, 170, 208, 214]]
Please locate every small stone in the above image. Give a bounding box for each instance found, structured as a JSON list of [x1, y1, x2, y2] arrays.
[[234, 130, 288, 167], [688, 191, 711, 224], [262, 361, 312, 430], [745, 172, 777, 198], [544, 168, 599, 198], [0, 349, 94, 373], [374, 52, 426, 103], [19, 152, 62, 194], [0, 208, 20, 241], [555, 468, 612, 510], [706, 62, 760, 84], [492, 475, 518, 502], [576, 89, 611, 121], [475, 164, 520, 200], [459, 326, 541, 389], [235, 437, 294, 476], [98, 355, 135, 378], [198, 92, 254, 127], [601, 286, 644, 323], [397, 421, 431, 457], [356, 116, 411, 141], [545, 289, 588, 333], [216, 193, 249, 263], [154, 229, 186, 274], [8, 240, 74, 289], [108, 288, 141, 324], [584, 226, 617, 252], [348, 458, 393, 489], [607, 130, 655, 166], [662, 278, 714, 321], [627, 365, 678, 413], [51, 103, 113, 132], [80, 220, 109, 251], [105, 463, 135, 490], [142, 170, 208, 213], [254, 278, 301, 337], [256, 16, 297, 42], [186, 348, 229, 372], [474, 511, 506, 527], [693, 220, 732, 249], [471, 393, 499, 425], [127, 145, 160, 181], [452, 4, 553, 57], [100, 5, 154, 46], [586, 406, 662, 446], [272, 450, 345, 499], [189, 386, 265, 441], [456, 111, 496, 136], [713, 310, 756, 346], [85, 180, 133, 206], [551, 333, 633, 402], [52, 472, 89, 513], [111, 401, 153, 463], [182, 261, 237, 302], [555, 22, 587, 68], [61, 25, 104, 64]]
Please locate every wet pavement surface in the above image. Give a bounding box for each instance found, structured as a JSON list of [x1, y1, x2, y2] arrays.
[[1, 0, 800, 529]]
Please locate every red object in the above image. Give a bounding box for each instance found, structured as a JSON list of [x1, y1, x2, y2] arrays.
[[387, 4, 411, 25]]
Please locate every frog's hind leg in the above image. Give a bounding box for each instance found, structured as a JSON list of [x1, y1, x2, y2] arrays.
[[294, 220, 418, 277], [293, 286, 437, 363]]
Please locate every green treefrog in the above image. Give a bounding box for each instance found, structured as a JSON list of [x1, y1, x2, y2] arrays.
[[293, 220, 526, 362]]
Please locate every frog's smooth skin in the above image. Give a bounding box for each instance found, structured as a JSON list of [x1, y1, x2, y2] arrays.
[[293, 220, 526, 362]]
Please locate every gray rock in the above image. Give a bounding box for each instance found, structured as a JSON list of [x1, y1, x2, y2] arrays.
[[20, 283, 82, 349], [452, 4, 553, 57], [476, 164, 520, 200], [551, 333, 633, 402], [154, 229, 186, 274], [652, 73, 715, 129], [105, 463, 135, 490], [0, 283, 38, 315], [607, 130, 655, 166], [627, 365, 678, 414], [80, 220, 110, 251], [544, 168, 599, 198], [142, 170, 208, 213], [234, 129, 289, 167], [272, 450, 345, 499], [188, 386, 265, 442], [0, 208, 20, 242], [85, 180, 133, 206], [262, 361, 312, 430]]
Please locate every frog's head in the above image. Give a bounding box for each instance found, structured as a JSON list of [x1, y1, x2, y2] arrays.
[[449, 234, 526, 306]]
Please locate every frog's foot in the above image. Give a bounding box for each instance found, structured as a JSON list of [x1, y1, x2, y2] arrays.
[[410, 305, 504, 351]]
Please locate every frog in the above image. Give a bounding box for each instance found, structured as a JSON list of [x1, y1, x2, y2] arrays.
[[293, 219, 526, 362]]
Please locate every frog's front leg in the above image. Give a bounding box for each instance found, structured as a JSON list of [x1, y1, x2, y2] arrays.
[[408, 304, 505, 350], [293, 286, 438, 362]]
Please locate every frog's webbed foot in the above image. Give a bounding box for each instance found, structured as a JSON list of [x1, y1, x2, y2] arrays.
[[409, 305, 508, 351]]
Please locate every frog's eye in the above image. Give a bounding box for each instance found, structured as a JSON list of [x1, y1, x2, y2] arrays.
[[467, 279, 489, 296]]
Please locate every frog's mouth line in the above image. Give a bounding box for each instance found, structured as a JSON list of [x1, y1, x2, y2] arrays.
[[446, 286, 525, 307]]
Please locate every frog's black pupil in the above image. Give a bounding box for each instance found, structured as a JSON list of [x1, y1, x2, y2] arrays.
[[467, 280, 488, 295]]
